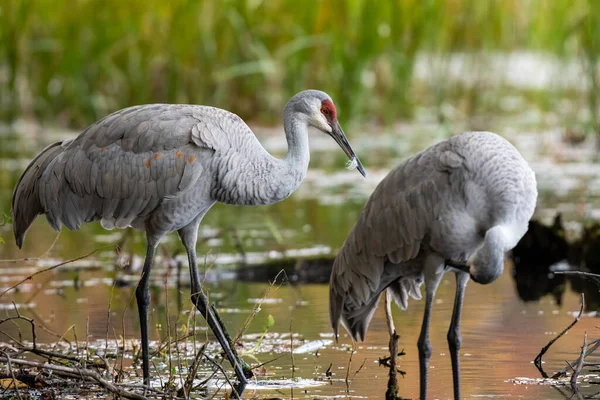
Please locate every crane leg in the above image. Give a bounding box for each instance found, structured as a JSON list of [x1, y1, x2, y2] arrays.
[[447, 271, 469, 400], [135, 236, 160, 385], [178, 224, 249, 393], [417, 265, 443, 400]]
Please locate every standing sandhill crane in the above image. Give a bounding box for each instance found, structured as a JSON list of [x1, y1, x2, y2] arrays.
[[12, 90, 365, 391], [329, 131, 537, 400]]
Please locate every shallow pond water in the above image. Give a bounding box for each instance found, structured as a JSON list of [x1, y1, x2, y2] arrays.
[[1, 114, 600, 399]]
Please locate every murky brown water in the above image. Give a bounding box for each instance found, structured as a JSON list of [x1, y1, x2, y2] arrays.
[[1, 117, 600, 399]]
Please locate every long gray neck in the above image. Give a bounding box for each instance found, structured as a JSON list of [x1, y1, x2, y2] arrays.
[[282, 108, 310, 183], [213, 107, 310, 206], [250, 110, 309, 204]]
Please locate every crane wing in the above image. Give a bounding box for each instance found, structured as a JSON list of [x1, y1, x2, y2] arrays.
[[330, 141, 464, 340], [36, 104, 256, 231]]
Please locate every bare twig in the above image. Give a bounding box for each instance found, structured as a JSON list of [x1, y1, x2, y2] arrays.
[[104, 281, 116, 361], [181, 343, 207, 398], [72, 325, 80, 358], [344, 344, 362, 396], [23, 272, 55, 304], [0, 246, 109, 299], [22, 306, 66, 342], [553, 339, 600, 379], [344, 353, 367, 399], [203, 354, 240, 399], [85, 316, 90, 364], [120, 288, 137, 383], [535, 293, 585, 378], [0, 307, 106, 370], [555, 271, 600, 290], [290, 319, 295, 400], [250, 354, 285, 370], [235, 269, 286, 344], [52, 324, 76, 354], [228, 227, 247, 265], [0, 350, 23, 400], [1, 305, 37, 348], [353, 358, 367, 379], [571, 331, 588, 388], [151, 334, 195, 359], [0, 356, 149, 400], [0, 232, 61, 263]]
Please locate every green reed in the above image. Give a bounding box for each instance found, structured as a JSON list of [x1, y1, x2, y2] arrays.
[[0, 0, 598, 129]]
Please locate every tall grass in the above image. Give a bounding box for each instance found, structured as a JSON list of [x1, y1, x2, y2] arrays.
[[0, 0, 598, 128]]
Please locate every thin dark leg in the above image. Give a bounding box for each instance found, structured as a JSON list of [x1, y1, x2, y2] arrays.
[[417, 291, 435, 400], [447, 272, 469, 400], [178, 225, 249, 394], [135, 237, 159, 385]]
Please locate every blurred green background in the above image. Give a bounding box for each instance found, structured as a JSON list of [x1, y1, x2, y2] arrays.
[[1, 0, 599, 133]]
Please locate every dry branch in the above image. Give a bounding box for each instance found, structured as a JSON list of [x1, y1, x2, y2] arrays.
[[203, 354, 241, 399], [0, 356, 151, 400], [534, 293, 584, 378], [344, 344, 366, 396], [0, 311, 106, 369], [0, 246, 110, 299], [0, 350, 23, 400], [552, 339, 600, 379], [571, 331, 588, 387], [0, 233, 61, 264], [555, 271, 600, 289]]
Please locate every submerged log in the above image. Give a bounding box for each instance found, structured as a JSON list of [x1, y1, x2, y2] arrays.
[[235, 256, 335, 284]]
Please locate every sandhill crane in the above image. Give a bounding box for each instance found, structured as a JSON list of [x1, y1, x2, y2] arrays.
[[12, 90, 365, 391], [329, 131, 537, 399]]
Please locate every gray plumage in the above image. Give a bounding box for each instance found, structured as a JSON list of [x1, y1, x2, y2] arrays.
[[12, 89, 365, 391], [329, 131, 537, 399]]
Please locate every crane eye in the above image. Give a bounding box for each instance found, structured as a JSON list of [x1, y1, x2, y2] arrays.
[[321, 107, 330, 116]]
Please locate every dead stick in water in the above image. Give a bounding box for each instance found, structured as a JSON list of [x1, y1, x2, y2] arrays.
[[0, 357, 150, 400], [553, 339, 600, 379], [555, 271, 600, 289], [290, 318, 295, 400], [534, 293, 584, 378], [0, 350, 23, 400], [571, 331, 588, 388]]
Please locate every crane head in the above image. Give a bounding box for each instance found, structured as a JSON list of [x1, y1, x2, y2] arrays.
[[289, 90, 367, 177]]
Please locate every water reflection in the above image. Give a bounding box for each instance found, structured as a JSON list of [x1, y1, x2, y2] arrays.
[[236, 256, 334, 284], [511, 214, 568, 305], [511, 214, 600, 312]]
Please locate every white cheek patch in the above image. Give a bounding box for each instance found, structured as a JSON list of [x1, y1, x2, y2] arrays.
[[346, 157, 358, 170]]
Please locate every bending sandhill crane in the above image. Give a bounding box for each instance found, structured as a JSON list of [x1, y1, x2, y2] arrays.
[[13, 90, 365, 390], [329, 131, 537, 400]]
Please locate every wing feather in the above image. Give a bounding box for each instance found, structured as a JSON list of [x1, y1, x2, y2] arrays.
[[330, 140, 462, 341], [35, 104, 255, 231]]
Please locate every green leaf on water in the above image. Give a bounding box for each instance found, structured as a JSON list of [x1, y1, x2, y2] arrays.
[[267, 314, 275, 328], [0, 237, 4, 244]]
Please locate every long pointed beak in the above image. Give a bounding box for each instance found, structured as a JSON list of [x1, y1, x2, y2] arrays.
[[330, 120, 366, 177]]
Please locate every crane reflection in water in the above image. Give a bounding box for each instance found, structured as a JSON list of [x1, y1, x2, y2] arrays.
[[510, 214, 600, 311]]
